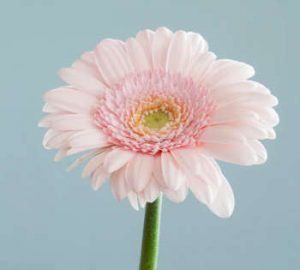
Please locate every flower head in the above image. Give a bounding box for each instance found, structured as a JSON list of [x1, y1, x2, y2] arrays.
[[39, 27, 278, 218]]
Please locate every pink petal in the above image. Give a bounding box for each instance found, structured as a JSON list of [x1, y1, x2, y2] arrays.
[[71, 52, 103, 82], [190, 52, 216, 84], [172, 149, 223, 204], [151, 27, 173, 68], [256, 107, 279, 127], [186, 31, 208, 57], [67, 150, 100, 172], [188, 175, 214, 205], [171, 148, 222, 188], [59, 67, 105, 94], [217, 92, 278, 109], [142, 178, 161, 203], [81, 151, 108, 178], [248, 140, 267, 164], [125, 154, 154, 192], [44, 87, 98, 114], [210, 81, 270, 101], [171, 148, 203, 175], [166, 31, 191, 74], [202, 60, 255, 89], [266, 128, 276, 139], [91, 166, 108, 190], [207, 177, 235, 218], [68, 129, 108, 149], [184, 32, 209, 74], [42, 103, 61, 113], [161, 152, 187, 190], [152, 155, 166, 188], [200, 142, 258, 165], [95, 39, 134, 86], [219, 121, 272, 140], [135, 29, 155, 68], [164, 184, 188, 203], [128, 192, 139, 210], [200, 125, 246, 144], [43, 130, 75, 149], [210, 106, 259, 125], [126, 37, 150, 72], [111, 166, 129, 200], [39, 114, 94, 131], [54, 148, 68, 162], [138, 194, 147, 208], [102, 148, 134, 173], [42, 129, 59, 149]]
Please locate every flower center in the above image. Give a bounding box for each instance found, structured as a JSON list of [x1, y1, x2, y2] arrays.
[[143, 110, 170, 130], [94, 70, 215, 154]]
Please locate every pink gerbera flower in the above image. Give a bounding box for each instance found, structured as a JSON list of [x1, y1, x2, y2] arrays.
[[39, 27, 278, 218]]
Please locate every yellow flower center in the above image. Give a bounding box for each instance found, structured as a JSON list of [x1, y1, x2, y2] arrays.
[[143, 110, 170, 130], [127, 95, 187, 137]]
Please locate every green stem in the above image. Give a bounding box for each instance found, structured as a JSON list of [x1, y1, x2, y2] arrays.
[[139, 196, 162, 270]]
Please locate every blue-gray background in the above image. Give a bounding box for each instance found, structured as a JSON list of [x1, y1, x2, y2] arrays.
[[0, 0, 298, 269]]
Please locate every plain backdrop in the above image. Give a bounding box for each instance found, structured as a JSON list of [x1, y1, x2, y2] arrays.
[[0, 0, 298, 269]]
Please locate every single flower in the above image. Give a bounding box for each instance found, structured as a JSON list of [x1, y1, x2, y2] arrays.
[[39, 27, 278, 218]]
